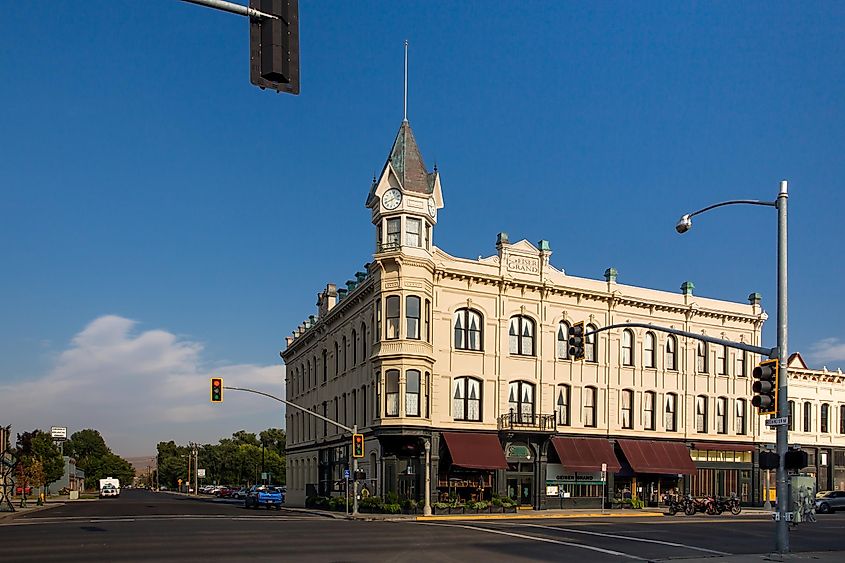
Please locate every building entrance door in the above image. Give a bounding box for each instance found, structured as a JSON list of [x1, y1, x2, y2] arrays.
[[507, 477, 532, 506]]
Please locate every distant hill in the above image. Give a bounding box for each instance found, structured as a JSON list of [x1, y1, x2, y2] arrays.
[[125, 456, 156, 473]]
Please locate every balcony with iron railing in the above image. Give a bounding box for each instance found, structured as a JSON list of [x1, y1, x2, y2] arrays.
[[497, 411, 556, 432]]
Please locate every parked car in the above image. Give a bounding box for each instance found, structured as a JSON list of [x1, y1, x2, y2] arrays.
[[215, 487, 235, 498], [815, 491, 845, 513], [244, 485, 283, 510], [230, 488, 248, 500]]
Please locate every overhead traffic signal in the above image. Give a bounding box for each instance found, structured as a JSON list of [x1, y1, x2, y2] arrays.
[[568, 321, 586, 361], [211, 377, 223, 403], [352, 434, 364, 458], [752, 359, 778, 415], [249, 0, 300, 94]]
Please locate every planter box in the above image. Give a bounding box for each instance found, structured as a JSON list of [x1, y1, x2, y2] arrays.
[[449, 506, 465, 514]]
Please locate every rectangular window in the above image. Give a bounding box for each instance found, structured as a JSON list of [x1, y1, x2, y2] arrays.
[[696, 396, 708, 433], [406, 370, 420, 417], [424, 300, 431, 342], [375, 300, 382, 343], [621, 390, 633, 429], [803, 402, 812, 433], [584, 387, 597, 427], [736, 399, 746, 435], [424, 223, 431, 249], [406, 296, 421, 340], [385, 370, 399, 417], [737, 352, 747, 377], [556, 385, 570, 426], [717, 397, 728, 434], [424, 372, 430, 418], [644, 392, 655, 430], [840, 405, 845, 434], [405, 218, 422, 247], [821, 404, 829, 433], [386, 218, 400, 248], [386, 296, 400, 340], [453, 377, 481, 422], [717, 346, 727, 375]]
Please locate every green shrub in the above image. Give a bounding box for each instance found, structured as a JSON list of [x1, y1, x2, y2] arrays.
[[433, 502, 450, 510], [469, 500, 489, 510], [383, 503, 402, 514], [491, 497, 503, 507], [359, 496, 384, 512], [630, 498, 645, 509], [402, 499, 418, 511], [385, 492, 400, 505], [306, 495, 331, 509], [329, 496, 348, 511]]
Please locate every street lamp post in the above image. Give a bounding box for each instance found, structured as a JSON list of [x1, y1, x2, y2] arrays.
[[676, 180, 789, 553]]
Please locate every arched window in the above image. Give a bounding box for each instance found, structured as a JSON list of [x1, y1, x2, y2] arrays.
[[406, 369, 421, 417], [385, 370, 399, 417], [666, 336, 677, 371], [644, 332, 656, 369], [644, 391, 656, 430], [453, 377, 482, 421], [665, 392, 677, 431], [508, 381, 535, 423], [406, 295, 421, 339], [351, 330, 357, 365], [360, 322, 367, 362], [840, 405, 845, 434], [821, 403, 830, 433], [788, 400, 795, 431], [621, 389, 634, 429], [374, 300, 381, 343], [716, 397, 728, 434], [341, 337, 347, 373], [557, 322, 570, 359], [454, 308, 483, 351], [736, 399, 747, 435], [508, 316, 535, 356], [425, 299, 431, 343], [803, 401, 812, 432], [586, 324, 598, 362], [622, 330, 634, 366], [696, 342, 708, 373], [696, 395, 708, 433], [321, 350, 327, 384], [583, 386, 598, 427], [556, 384, 571, 426]]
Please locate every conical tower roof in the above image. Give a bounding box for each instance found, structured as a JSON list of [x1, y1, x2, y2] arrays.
[[386, 120, 436, 195]]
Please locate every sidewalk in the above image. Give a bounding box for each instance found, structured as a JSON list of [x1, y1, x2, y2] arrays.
[[0, 494, 97, 522], [653, 552, 845, 562]]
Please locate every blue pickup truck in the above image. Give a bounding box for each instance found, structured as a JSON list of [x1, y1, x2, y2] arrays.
[[244, 485, 283, 510]]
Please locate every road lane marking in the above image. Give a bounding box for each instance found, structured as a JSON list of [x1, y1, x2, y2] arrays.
[[511, 523, 731, 556], [0, 514, 330, 527], [417, 522, 645, 560]]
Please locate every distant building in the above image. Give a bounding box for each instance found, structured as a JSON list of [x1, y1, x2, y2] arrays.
[[48, 456, 85, 494], [280, 119, 839, 509]]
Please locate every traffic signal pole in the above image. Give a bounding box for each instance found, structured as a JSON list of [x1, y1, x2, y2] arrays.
[[218, 386, 361, 515], [180, 0, 278, 20], [775, 180, 789, 553]]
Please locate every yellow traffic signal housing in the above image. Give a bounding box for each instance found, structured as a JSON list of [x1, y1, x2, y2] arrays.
[[752, 359, 778, 415], [568, 321, 586, 361], [352, 434, 364, 458], [211, 377, 223, 403]]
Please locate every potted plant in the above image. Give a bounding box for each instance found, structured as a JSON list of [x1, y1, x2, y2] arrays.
[[500, 497, 518, 513], [490, 496, 504, 513], [433, 501, 451, 514]]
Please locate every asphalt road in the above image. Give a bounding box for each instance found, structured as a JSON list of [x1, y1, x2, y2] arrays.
[[1, 490, 844, 562]]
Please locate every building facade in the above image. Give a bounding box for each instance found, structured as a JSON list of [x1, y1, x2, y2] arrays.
[[281, 119, 800, 509]]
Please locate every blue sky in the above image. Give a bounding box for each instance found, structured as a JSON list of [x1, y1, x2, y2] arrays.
[[2, 1, 844, 455]]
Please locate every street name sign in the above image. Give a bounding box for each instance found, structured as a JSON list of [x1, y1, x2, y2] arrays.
[[765, 417, 789, 427]]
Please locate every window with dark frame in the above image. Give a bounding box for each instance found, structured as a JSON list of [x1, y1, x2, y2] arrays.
[[508, 315, 535, 356], [556, 384, 571, 425], [696, 395, 708, 433], [508, 381, 535, 423], [665, 392, 677, 431], [622, 330, 634, 367], [406, 295, 421, 340], [736, 399, 747, 435], [621, 389, 634, 429], [386, 296, 400, 340], [584, 386, 597, 427], [557, 322, 570, 359], [644, 391, 656, 430], [453, 377, 482, 421], [716, 397, 728, 434], [454, 308, 483, 351], [697, 342, 708, 373], [804, 401, 812, 432], [644, 332, 656, 369], [666, 336, 677, 371], [586, 324, 598, 363], [385, 370, 399, 417], [406, 369, 421, 417], [821, 403, 830, 433]]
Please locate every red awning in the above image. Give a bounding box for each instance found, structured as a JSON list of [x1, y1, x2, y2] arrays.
[[550, 437, 622, 473], [442, 432, 508, 470], [617, 440, 696, 475], [693, 442, 756, 452]]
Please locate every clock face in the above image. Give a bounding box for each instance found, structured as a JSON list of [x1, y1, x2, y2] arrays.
[[382, 188, 402, 210], [427, 198, 436, 217]]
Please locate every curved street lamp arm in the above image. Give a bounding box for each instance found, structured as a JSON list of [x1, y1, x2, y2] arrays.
[[224, 386, 354, 434], [687, 199, 775, 219], [585, 322, 776, 358]]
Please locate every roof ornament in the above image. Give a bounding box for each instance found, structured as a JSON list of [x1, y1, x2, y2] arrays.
[[403, 39, 409, 123]]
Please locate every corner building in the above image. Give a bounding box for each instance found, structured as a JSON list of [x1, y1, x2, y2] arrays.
[[281, 120, 768, 509]]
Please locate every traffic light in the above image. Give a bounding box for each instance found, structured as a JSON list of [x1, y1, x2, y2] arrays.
[[249, 0, 300, 94], [568, 321, 586, 361], [352, 434, 364, 458], [752, 359, 778, 415], [785, 449, 809, 471], [210, 377, 223, 403]]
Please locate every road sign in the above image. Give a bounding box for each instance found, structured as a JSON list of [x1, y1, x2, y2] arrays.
[[772, 511, 794, 522], [601, 471, 607, 482], [197, 469, 206, 478], [766, 417, 789, 427], [601, 463, 607, 472], [50, 427, 67, 439], [344, 469, 350, 479]]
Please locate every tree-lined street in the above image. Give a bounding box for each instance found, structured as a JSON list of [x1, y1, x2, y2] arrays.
[[2, 490, 844, 562]]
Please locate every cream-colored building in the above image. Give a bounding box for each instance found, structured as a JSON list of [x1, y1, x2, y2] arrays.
[[281, 119, 815, 509]]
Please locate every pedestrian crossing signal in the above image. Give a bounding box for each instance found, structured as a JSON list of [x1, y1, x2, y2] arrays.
[[211, 378, 223, 403]]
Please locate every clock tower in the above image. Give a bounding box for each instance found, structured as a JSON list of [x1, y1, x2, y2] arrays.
[[366, 120, 443, 256]]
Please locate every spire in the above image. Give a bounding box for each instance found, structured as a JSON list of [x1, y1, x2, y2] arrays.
[[403, 39, 409, 123], [387, 121, 435, 194]]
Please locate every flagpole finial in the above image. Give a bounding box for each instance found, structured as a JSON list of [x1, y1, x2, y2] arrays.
[[403, 40, 409, 122]]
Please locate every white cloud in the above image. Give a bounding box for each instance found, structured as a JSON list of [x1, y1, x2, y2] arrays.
[[807, 337, 845, 368], [0, 316, 285, 457]]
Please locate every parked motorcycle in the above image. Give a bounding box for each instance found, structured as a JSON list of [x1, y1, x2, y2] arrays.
[[721, 493, 742, 515]]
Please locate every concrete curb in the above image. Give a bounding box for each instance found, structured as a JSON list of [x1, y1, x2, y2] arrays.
[[0, 502, 64, 521], [412, 511, 666, 522]]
